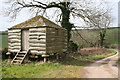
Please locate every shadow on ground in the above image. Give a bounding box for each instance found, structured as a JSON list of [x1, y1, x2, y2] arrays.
[[50, 52, 118, 67], [50, 54, 93, 66]]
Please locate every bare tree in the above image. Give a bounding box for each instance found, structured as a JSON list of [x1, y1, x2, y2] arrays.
[[98, 13, 112, 47], [79, 6, 113, 47], [2, 0, 112, 48]]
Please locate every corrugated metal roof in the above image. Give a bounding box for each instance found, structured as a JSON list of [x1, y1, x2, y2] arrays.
[[9, 15, 63, 29]]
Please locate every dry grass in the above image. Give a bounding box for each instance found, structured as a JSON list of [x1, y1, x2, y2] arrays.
[[79, 47, 111, 56]]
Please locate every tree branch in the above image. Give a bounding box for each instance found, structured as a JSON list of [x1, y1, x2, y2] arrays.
[[73, 26, 95, 46]]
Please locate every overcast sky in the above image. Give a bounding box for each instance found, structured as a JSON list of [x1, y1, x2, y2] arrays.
[[0, 0, 119, 31]]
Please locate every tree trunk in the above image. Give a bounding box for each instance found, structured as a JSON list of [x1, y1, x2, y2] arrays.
[[61, 8, 73, 47], [100, 36, 104, 47], [100, 31, 106, 47]]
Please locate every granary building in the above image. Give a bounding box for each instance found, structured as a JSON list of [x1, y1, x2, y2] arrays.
[[7, 15, 67, 64]]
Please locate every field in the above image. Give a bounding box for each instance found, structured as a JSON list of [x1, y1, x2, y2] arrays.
[[0, 27, 119, 49], [2, 49, 116, 78], [105, 28, 120, 44], [0, 31, 8, 49], [71, 28, 120, 48]]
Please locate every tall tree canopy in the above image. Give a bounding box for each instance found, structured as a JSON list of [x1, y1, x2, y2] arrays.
[[3, 0, 112, 48]]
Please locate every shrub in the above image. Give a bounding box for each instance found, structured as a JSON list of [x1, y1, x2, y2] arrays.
[[68, 41, 78, 52], [104, 41, 110, 48], [110, 44, 119, 49], [2, 48, 8, 59]]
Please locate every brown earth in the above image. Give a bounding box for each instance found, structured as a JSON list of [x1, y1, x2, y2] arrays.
[[78, 47, 111, 56]]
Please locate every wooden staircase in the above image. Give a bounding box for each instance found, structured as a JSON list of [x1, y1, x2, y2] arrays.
[[11, 50, 29, 64]]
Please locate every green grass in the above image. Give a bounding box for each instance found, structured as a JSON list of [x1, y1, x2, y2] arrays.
[[71, 28, 120, 48], [0, 32, 8, 49], [74, 49, 116, 62], [117, 59, 120, 64], [2, 62, 83, 78], [2, 49, 116, 78], [105, 28, 120, 44], [117, 60, 120, 64]]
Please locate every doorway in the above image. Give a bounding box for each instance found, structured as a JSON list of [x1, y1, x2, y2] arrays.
[[22, 29, 29, 51]]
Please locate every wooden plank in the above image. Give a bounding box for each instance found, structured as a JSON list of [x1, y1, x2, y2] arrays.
[[8, 29, 21, 33], [30, 50, 46, 55], [9, 47, 21, 50], [9, 40, 21, 43], [30, 50, 38, 53], [8, 33, 21, 36], [30, 28, 46, 31], [30, 52, 45, 55], [29, 33, 46, 35], [9, 49, 20, 53], [9, 46, 21, 48], [30, 29, 46, 33], [30, 29, 46, 32], [46, 49, 67, 54], [29, 36, 38, 39], [46, 39, 67, 42], [29, 47, 46, 50], [47, 35, 67, 39], [46, 50, 57, 54], [49, 32, 56, 34], [29, 34, 45, 36], [29, 43, 46, 47], [38, 51, 46, 54], [38, 36, 46, 39], [8, 43, 21, 45], [9, 41, 21, 43], [9, 39, 21, 42], [47, 45, 67, 48], [47, 40, 67, 43], [8, 36, 21, 39], [9, 38, 21, 40], [9, 39, 21, 41], [29, 36, 46, 39], [46, 41, 67, 44], [29, 40, 46, 43], [9, 43, 21, 47], [47, 28, 56, 32], [9, 45, 21, 48], [29, 39, 46, 42], [46, 47, 67, 51], [46, 38, 55, 41]]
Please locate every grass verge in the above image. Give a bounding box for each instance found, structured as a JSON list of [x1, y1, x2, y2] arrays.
[[0, 35, 8, 49], [2, 62, 83, 78], [2, 49, 116, 78], [117, 59, 120, 64], [73, 49, 116, 63]]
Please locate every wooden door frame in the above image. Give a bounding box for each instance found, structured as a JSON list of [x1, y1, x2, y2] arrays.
[[21, 28, 29, 51]]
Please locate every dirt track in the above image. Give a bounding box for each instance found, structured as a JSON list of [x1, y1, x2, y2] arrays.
[[81, 50, 119, 78]]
